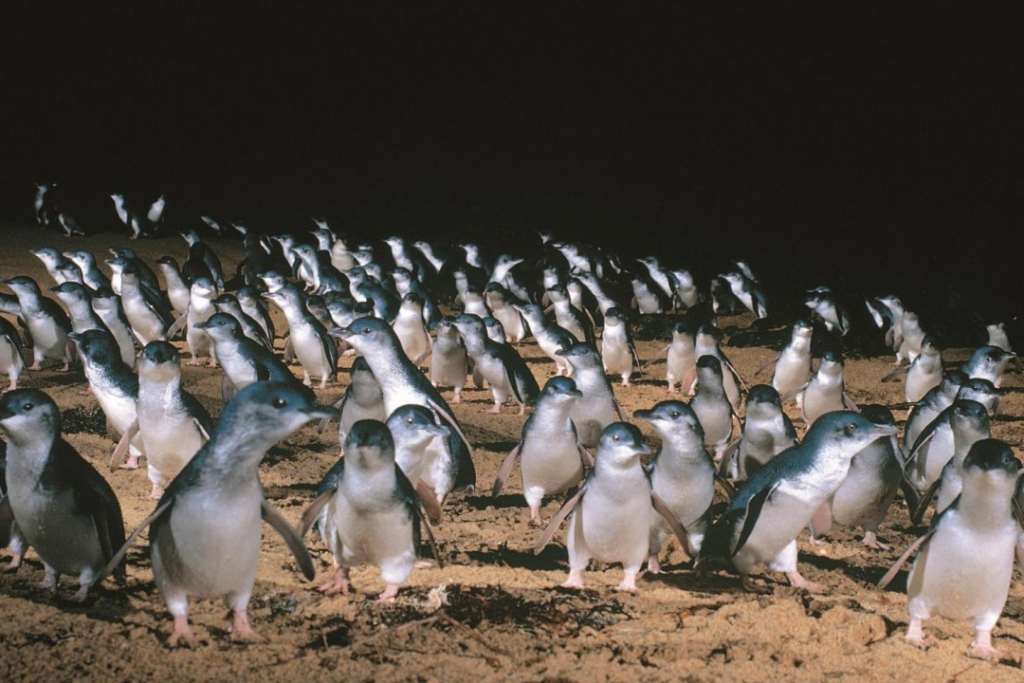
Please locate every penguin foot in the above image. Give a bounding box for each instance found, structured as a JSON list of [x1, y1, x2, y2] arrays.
[[561, 570, 585, 589], [967, 630, 1001, 660], [58, 363, 70, 373], [3, 380, 17, 393], [376, 584, 400, 602], [168, 616, 198, 648], [487, 404, 502, 414], [616, 574, 639, 592], [2, 554, 23, 573], [120, 455, 140, 470], [860, 532, 890, 550], [786, 571, 828, 594], [905, 619, 927, 649], [528, 516, 546, 528], [67, 584, 90, 603], [38, 573, 58, 592], [647, 555, 663, 574], [740, 577, 772, 594], [229, 609, 263, 643], [319, 568, 351, 595], [414, 560, 435, 569], [450, 391, 462, 404], [28, 362, 42, 371], [149, 484, 165, 499], [186, 357, 202, 367]]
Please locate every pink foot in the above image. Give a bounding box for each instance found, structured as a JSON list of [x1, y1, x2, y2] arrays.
[[319, 567, 350, 595], [647, 555, 663, 575], [616, 573, 639, 592], [68, 584, 90, 603], [487, 404, 502, 414], [967, 630, 1001, 660], [168, 615, 197, 648], [377, 584, 400, 602], [787, 571, 827, 594], [149, 484, 165, 499], [38, 573, 58, 592], [3, 554, 23, 573], [861, 531, 890, 550], [120, 454, 140, 470], [905, 618, 927, 649], [230, 609, 263, 642], [561, 569, 585, 589]]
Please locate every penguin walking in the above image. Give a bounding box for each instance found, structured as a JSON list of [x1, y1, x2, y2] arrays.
[[392, 292, 433, 366], [690, 356, 739, 461], [264, 285, 337, 389], [0, 389, 126, 601], [800, 350, 857, 426], [97, 382, 332, 646], [197, 313, 304, 399], [89, 286, 139, 369], [386, 405, 450, 520], [555, 342, 623, 448], [879, 440, 1021, 660], [534, 423, 688, 592], [299, 420, 440, 601], [492, 377, 592, 525], [333, 356, 387, 446], [515, 303, 576, 377], [600, 308, 639, 387], [453, 313, 539, 415], [0, 318, 27, 392], [0, 276, 73, 371], [766, 320, 813, 408], [429, 317, 469, 403], [723, 385, 797, 482], [697, 412, 896, 593], [646, 321, 695, 394]]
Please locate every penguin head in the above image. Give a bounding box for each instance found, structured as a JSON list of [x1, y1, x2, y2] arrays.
[[745, 385, 783, 416], [56, 262, 83, 279], [349, 355, 374, 379], [554, 342, 600, 368], [802, 411, 898, 460], [696, 324, 722, 344], [262, 285, 301, 308], [68, 329, 123, 367], [546, 283, 568, 300], [452, 314, 485, 337], [401, 291, 424, 308], [190, 277, 217, 298], [180, 230, 201, 246], [792, 319, 814, 337], [90, 286, 117, 306], [155, 255, 179, 268], [541, 376, 582, 403], [236, 286, 258, 306], [513, 303, 544, 320], [939, 370, 968, 398], [973, 345, 1016, 371], [0, 389, 60, 447], [634, 401, 703, 441], [596, 422, 651, 466], [29, 247, 62, 264], [696, 354, 723, 378], [433, 316, 458, 336], [671, 320, 693, 338], [330, 316, 397, 352], [857, 404, 896, 428], [818, 349, 844, 369], [604, 308, 626, 325], [482, 317, 505, 340], [344, 419, 397, 471], [958, 378, 1002, 413], [221, 381, 338, 448], [49, 282, 88, 300], [387, 405, 449, 446], [139, 341, 181, 380], [0, 276, 41, 295], [962, 439, 1021, 493], [949, 399, 992, 438], [195, 312, 242, 339], [211, 293, 240, 313]]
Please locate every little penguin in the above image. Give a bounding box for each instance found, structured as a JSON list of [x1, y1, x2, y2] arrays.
[[515, 303, 576, 377], [133, 342, 214, 499], [429, 316, 468, 403], [119, 262, 174, 344], [960, 344, 1015, 389], [723, 384, 798, 481], [879, 439, 1022, 660], [492, 377, 592, 525], [695, 325, 743, 411], [895, 311, 926, 365], [264, 285, 337, 388], [768, 320, 813, 408], [636, 400, 723, 570], [0, 317, 27, 392], [720, 271, 768, 319], [800, 350, 857, 426], [0, 276, 73, 371], [883, 334, 942, 403], [299, 419, 440, 601], [50, 281, 109, 336], [63, 250, 111, 292], [483, 316, 506, 344], [904, 390, 995, 496], [330, 317, 476, 497], [211, 293, 273, 351], [154, 256, 192, 316], [453, 313, 539, 415], [600, 307, 639, 387], [89, 286, 138, 368], [647, 321, 695, 394], [697, 411, 897, 592], [196, 313, 303, 399], [386, 404, 450, 520], [546, 283, 594, 345], [534, 422, 688, 592], [690, 355, 739, 460], [0, 389, 126, 601], [826, 405, 904, 549], [334, 356, 387, 446], [182, 276, 219, 367], [29, 247, 70, 285], [484, 283, 527, 343], [903, 371, 966, 452], [98, 381, 334, 646], [392, 292, 433, 366], [555, 342, 624, 448], [69, 330, 145, 468]]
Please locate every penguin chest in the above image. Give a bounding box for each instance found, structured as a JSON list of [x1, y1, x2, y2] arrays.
[[831, 445, 901, 528], [9, 485, 104, 577], [154, 489, 263, 596], [692, 397, 732, 445], [651, 459, 714, 530], [137, 396, 204, 477], [430, 342, 467, 386], [910, 426, 955, 490], [26, 310, 65, 353], [474, 353, 511, 392], [774, 350, 810, 392], [291, 325, 329, 373], [571, 477, 652, 565], [331, 490, 415, 570], [520, 425, 584, 499], [89, 383, 138, 435], [666, 345, 695, 379], [218, 348, 259, 388], [601, 334, 631, 375], [393, 316, 429, 360]]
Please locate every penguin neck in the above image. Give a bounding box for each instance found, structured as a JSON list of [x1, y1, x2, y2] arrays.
[[6, 431, 59, 481], [139, 372, 182, 405], [958, 475, 1015, 526]]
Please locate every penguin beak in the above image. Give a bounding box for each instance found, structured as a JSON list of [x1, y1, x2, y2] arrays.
[[328, 326, 351, 340], [869, 424, 899, 441], [66, 332, 82, 343], [633, 408, 653, 421], [428, 425, 450, 438], [305, 405, 339, 421]]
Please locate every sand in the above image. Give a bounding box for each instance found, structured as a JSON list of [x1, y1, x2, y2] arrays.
[[1, 226, 1022, 682]]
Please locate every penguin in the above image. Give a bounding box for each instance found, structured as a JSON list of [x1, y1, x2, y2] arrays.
[[600, 307, 640, 387], [646, 321, 695, 394], [119, 262, 174, 344], [133, 342, 213, 499], [300, 420, 440, 601], [0, 437, 30, 571], [181, 230, 226, 290], [905, 398, 992, 521], [804, 287, 850, 336], [0, 317, 26, 392], [629, 274, 665, 315], [110, 193, 147, 239], [554, 342, 623, 448], [49, 282, 109, 336], [88, 286, 138, 369], [29, 247, 70, 285], [636, 257, 674, 300], [0, 389, 125, 601], [720, 270, 768, 319], [264, 285, 337, 389], [97, 381, 331, 646], [392, 292, 433, 366], [453, 313, 539, 415], [670, 269, 700, 311], [883, 334, 942, 403], [484, 283, 527, 343], [636, 401, 723, 571], [483, 316, 506, 344], [825, 405, 903, 549], [800, 350, 857, 426], [0, 276, 73, 371], [515, 303, 576, 377], [211, 293, 273, 351], [196, 313, 302, 399], [237, 286, 275, 344], [690, 356, 739, 460], [108, 250, 163, 301], [183, 276, 219, 367], [429, 316, 469, 403], [546, 283, 594, 346], [723, 385, 798, 482], [63, 250, 111, 292], [960, 345, 1015, 388], [69, 330, 145, 470], [386, 404, 451, 521], [33, 183, 56, 227], [695, 325, 744, 411], [903, 371, 966, 453], [54, 260, 85, 285], [697, 411, 897, 592], [878, 439, 1021, 660], [333, 356, 386, 445], [895, 311, 926, 366], [765, 320, 813, 408], [155, 256, 192, 316], [330, 317, 476, 497], [534, 422, 688, 592], [492, 377, 592, 525]]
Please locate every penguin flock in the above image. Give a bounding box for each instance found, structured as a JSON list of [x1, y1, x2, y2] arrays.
[[1, 201, 1022, 661]]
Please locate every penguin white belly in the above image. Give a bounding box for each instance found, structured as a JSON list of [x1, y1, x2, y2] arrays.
[[570, 394, 616, 448], [217, 348, 259, 389], [475, 354, 512, 400], [601, 339, 631, 376], [122, 299, 165, 343], [773, 351, 810, 396], [907, 516, 1016, 627], [568, 481, 651, 569], [430, 344, 467, 387], [420, 437, 455, 498], [395, 446, 426, 484], [0, 339, 25, 379], [27, 312, 66, 360], [909, 427, 954, 491], [692, 400, 732, 447], [8, 487, 104, 580], [492, 308, 524, 342], [393, 315, 430, 362], [651, 464, 713, 552], [331, 496, 415, 584], [153, 491, 263, 599], [292, 325, 330, 378], [666, 347, 695, 388], [802, 377, 844, 424], [520, 434, 584, 507], [138, 404, 204, 485]]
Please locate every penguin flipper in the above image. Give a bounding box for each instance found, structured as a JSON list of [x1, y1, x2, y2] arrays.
[[780, 384, 808, 403], [96, 497, 175, 584], [841, 392, 859, 412], [534, 483, 588, 555], [754, 355, 780, 377], [576, 442, 596, 468], [109, 419, 140, 472], [261, 499, 315, 581], [718, 437, 742, 478], [192, 416, 212, 443], [298, 487, 337, 537], [0, 496, 13, 548], [809, 502, 833, 539], [165, 309, 189, 340], [318, 391, 349, 434], [732, 481, 780, 559], [613, 399, 627, 422], [427, 398, 474, 461], [881, 365, 909, 382], [642, 345, 669, 370], [904, 429, 936, 467], [651, 491, 691, 560], [221, 375, 237, 402], [911, 478, 943, 526], [415, 480, 444, 526], [713, 472, 737, 501], [492, 443, 522, 497], [721, 357, 748, 392], [877, 526, 938, 589]]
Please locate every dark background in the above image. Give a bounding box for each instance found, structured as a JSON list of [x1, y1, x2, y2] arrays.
[[0, 3, 1020, 321]]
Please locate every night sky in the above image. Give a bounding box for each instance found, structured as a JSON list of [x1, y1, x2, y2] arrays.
[[1, 4, 1021, 310]]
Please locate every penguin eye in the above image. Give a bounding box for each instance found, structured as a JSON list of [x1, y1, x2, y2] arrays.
[[612, 433, 620, 441], [22, 402, 34, 411], [406, 417, 413, 425], [272, 397, 287, 409], [844, 423, 857, 435], [670, 411, 680, 419]]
